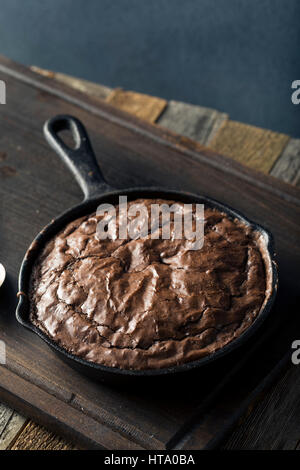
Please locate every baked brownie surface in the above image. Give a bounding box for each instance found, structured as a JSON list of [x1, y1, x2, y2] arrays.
[[29, 199, 267, 370]]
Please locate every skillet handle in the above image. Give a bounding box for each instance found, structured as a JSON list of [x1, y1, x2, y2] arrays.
[[43, 115, 112, 200]]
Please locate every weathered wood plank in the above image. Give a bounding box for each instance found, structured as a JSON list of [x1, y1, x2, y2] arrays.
[[0, 365, 145, 450], [0, 403, 26, 450], [10, 421, 77, 450], [209, 120, 290, 173], [106, 88, 167, 123], [157, 100, 228, 145], [271, 138, 300, 186], [30, 66, 112, 100], [157, 101, 228, 145]]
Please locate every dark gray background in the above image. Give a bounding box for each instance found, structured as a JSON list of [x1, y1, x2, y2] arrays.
[[0, 0, 299, 136]]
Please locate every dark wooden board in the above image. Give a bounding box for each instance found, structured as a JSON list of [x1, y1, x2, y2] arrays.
[[0, 55, 299, 450]]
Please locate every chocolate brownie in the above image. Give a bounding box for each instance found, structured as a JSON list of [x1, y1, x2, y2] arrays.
[[29, 199, 268, 370]]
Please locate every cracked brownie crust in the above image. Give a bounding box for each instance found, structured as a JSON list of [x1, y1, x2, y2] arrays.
[[29, 199, 267, 370]]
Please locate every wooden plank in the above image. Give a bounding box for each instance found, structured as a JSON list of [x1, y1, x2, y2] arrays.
[[158, 100, 228, 145], [0, 366, 144, 450], [271, 138, 300, 186], [0, 55, 299, 450], [208, 120, 290, 173], [223, 364, 300, 450], [34, 70, 168, 125], [11, 420, 72, 451], [10, 421, 76, 450], [30, 66, 112, 101], [106, 88, 167, 123], [0, 403, 26, 450]]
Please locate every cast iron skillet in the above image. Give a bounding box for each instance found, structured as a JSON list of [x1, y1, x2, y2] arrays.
[[16, 115, 278, 384]]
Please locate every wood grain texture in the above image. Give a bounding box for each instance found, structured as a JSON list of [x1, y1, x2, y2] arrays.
[[209, 120, 290, 173], [0, 403, 26, 450], [10, 421, 77, 450], [157, 100, 228, 145], [0, 56, 299, 450], [30, 66, 112, 100], [271, 138, 300, 186], [106, 88, 167, 123], [0, 365, 145, 450]]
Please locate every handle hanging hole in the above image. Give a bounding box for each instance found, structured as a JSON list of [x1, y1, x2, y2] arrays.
[[57, 129, 77, 150]]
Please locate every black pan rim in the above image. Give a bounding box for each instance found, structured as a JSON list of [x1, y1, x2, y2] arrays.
[[16, 187, 278, 378]]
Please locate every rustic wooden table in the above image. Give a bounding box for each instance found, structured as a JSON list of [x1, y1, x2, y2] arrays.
[[1, 63, 300, 450]]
